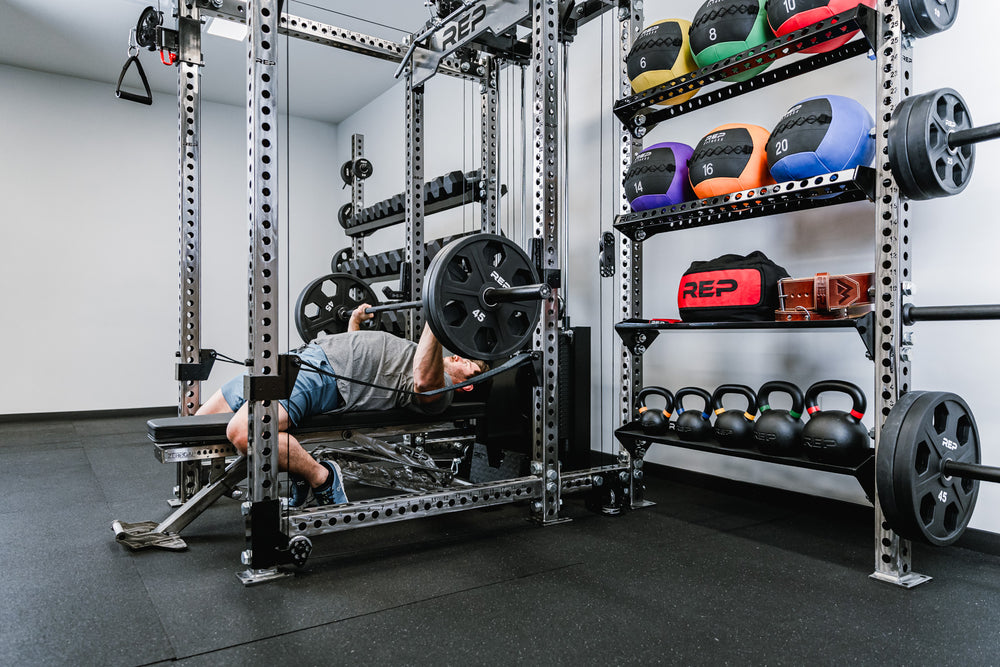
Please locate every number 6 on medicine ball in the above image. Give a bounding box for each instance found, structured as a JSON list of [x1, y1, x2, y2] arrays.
[[766, 95, 875, 182], [626, 19, 702, 104], [625, 142, 696, 211]]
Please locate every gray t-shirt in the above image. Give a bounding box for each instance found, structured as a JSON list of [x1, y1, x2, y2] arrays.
[[312, 331, 453, 414]]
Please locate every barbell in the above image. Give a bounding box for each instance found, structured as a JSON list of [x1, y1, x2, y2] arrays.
[[888, 87, 1000, 201], [878, 391, 1000, 546], [294, 234, 550, 361]]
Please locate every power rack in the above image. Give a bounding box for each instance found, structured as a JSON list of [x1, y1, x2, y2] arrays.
[[170, 0, 636, 584]]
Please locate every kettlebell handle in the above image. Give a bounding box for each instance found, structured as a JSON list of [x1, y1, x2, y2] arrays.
[[637, 386, 675, 418], [711, 384, 758, 419], [675, 386, 712, 419], [757, 381, 805, 419], [803, 380, 866, 420]]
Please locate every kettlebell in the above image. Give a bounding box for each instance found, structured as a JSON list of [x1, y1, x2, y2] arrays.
[[711, 384, 758, 449], [636, 386, 674, 435], [673, 387, 713, 441], [801, 380, 872, 465], [753, 381, 805, 456]]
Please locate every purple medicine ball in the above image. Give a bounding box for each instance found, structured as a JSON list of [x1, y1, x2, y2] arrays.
[[625, 142, 696, 211]]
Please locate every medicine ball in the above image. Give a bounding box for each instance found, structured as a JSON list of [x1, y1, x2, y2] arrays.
[[766, 95, 875, 182], [765, 0, 876, 54], [625, 142, 696, 211], [690, 0, 773, 83], [688, 123, 774, 199], [626, 19, 701, 104]]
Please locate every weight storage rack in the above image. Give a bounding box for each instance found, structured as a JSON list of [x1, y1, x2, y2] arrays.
[[609, 2, 925, 586], [170, 0, 636, 584]]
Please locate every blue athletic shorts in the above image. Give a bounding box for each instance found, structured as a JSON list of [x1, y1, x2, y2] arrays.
[[220, 344, 341, 426]]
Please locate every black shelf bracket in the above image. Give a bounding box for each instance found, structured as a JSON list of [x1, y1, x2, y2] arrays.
[[614, 167, 875, 243]]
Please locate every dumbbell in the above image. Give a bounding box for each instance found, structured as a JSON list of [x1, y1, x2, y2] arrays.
[[801, 380, 871, 465], [753, 381, 805, 456], [712, 384, 758, 449], [636, 387, 674, 435], [673, 387, 713, 441]]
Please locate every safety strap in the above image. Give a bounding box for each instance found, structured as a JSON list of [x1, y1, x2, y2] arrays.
[[116, 54, 153, 105]]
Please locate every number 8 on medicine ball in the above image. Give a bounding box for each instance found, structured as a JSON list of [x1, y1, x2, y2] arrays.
[[688, 123, 774, 199], [626, 19, 702, 104], [766, 95, 875, 182], [765, 0, 876, 54], [625, 142, 696, 211], [689, 0, 774, 83]]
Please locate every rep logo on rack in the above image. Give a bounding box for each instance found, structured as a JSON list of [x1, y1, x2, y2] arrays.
[[440, 5, 488, 50]]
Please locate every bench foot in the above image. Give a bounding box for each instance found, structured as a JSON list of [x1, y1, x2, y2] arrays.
[[111, 520, 188, 551]]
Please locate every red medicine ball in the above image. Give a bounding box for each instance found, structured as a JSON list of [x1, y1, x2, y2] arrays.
[[765, 0, 876, 54]]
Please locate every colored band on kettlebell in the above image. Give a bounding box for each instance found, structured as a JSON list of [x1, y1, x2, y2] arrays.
[[662, 410, 673, 419], [714, 408, 726, 416], [701, 412, 710, 419], [789, 410, 802, 419], [744, 412, 755, 421], [806, 405, 821, 415], [759, 404, 770, 412], [850, 409, 864, 420], [638, 406, 648, 414]]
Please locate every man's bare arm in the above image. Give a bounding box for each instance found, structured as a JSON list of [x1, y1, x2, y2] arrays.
[[412, 323, 446, 404], [348, 303, 374, 332]]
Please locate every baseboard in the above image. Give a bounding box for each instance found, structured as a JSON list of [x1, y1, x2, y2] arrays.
[[0, 406, 176, 424]]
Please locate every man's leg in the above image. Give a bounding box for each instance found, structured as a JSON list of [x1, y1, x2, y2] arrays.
[[197, 389, 235, 415], [224, 402, 327, 485]]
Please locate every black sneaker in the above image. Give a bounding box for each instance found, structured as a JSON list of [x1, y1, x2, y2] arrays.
[[313, 460, 348, 506], [288, 473, 311, 508]]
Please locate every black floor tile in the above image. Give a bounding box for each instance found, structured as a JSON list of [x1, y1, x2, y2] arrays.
[[0, 446, 104, 514]]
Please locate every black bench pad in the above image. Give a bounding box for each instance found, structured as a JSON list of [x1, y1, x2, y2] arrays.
[[147, 402, 487, 445]]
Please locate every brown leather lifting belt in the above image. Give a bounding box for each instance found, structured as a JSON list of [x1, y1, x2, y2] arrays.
[[776, 272, 874, 321]]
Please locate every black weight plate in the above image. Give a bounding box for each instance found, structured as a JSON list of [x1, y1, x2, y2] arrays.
[[905, 88, 975, 200], [424, 234, 540, 362], [294, 273, 379, 343], [876, 391, 929, 540], [899, 0, 958, 39], [330, 246, 355, 273], [136, 7, 162, 51], [338, 203, 354, 228], [889, 391, 981, 546], [888, 95, 929, 201], [354, 158, 373, 179], [340, 161, 355, 185]]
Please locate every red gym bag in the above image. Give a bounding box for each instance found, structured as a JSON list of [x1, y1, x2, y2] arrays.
[[677, 251, 789, 322]]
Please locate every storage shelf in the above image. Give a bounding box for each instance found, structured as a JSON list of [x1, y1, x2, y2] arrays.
[[614, 167, 875, 243], [613, 5, 877, 135], [615, 312, 875, 358], [615, 424, 875, 500]]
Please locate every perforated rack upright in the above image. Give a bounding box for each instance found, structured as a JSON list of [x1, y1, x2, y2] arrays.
[[178, 0, 634, 583]]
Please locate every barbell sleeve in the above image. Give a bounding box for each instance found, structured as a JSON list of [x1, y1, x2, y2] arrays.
[[941, 460, 1000, 485], [482, 283, 552, 305], [948, 121, 1000, 149], [902, 303, 1000, 324]]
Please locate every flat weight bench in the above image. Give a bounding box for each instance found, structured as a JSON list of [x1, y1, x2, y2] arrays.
[[147, 402, 487, 463], [115, 402, 489, 552]]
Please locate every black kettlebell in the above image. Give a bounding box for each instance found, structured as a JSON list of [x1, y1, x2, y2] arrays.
[[711, 384, 758, 449], [753, 381, 805, 456], [636, 386, 674, 435], [673, 387, 713, 441], [801, 380, 872, 465]]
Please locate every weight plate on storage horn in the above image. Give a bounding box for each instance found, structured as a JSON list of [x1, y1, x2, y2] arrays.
[[888, 88, 975, 200], [899, 0, 958, 39], [294, 273, 380, 343], [423, 234, 541, 361], [877, 391, 981, 546]]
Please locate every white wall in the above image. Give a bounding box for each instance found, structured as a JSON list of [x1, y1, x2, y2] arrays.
[[336, 2, 1000, 535], [0, 63, 345, 414]]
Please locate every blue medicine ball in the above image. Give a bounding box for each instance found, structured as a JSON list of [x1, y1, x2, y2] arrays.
[[766, 95, 875, 182]]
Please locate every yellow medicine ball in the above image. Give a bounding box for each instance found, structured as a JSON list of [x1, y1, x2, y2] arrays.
[[627, 19, 701, 105]]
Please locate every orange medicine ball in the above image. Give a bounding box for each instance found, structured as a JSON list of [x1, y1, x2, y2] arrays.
[[688, 123, 774, 199]]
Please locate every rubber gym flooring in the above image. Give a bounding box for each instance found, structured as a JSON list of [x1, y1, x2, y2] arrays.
[[1, 410, 998, 666]]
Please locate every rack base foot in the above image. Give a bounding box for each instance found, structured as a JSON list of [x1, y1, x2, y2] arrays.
[[869, 571, 932, 588]]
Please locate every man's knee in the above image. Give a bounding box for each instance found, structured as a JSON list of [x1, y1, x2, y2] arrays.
[[226, 417, 249, 453]]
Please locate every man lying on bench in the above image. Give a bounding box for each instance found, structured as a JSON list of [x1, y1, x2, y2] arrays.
[[196, 304, 488, 509]]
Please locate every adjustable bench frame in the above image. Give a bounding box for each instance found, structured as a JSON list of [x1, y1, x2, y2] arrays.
[[141, 0, 645, 585]]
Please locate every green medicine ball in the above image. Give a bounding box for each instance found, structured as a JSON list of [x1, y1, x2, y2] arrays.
[[689, 0, 773, 83]]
